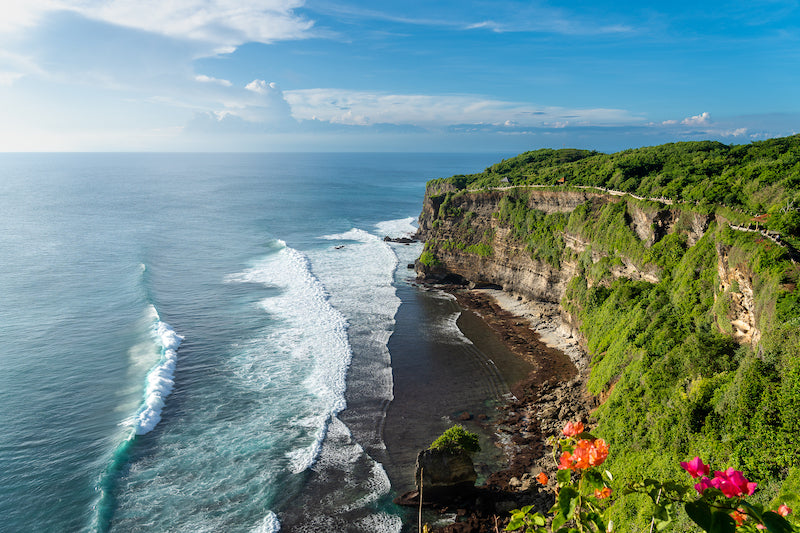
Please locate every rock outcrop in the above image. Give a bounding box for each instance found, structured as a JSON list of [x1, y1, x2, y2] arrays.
[[415, 185, 758, 346], [414, 449, 477, 501]]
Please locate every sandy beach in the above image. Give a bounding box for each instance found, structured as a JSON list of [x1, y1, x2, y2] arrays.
[[383, 282, 594, 531]]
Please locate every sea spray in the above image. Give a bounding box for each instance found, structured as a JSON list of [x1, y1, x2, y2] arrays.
[[269, 220, 417, 531], [132, 307, 184, 434], [90, 305, 183, 532], [226, 240, 352, 474]]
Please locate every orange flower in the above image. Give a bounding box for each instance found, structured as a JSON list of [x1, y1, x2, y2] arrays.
[[536, 472, 549, 485], [571, 440, 593, 469], [778, 504, 792, 517], [594, 487, 612, 499], [730, 509, 747, 526], [558, 438, 609, 470], [588, 438, 609, 467], [558, 451, 574, 470], [562, 421, 584, 437]]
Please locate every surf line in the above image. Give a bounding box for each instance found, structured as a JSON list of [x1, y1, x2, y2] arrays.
[[90, 304, 184, 532]]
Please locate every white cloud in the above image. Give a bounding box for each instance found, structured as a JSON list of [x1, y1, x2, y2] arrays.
[[0, 71, 25, 86], [284, 89, 642, 128], [195, 74, 232, 86], [681, 111, 711, 125], [1, 0, 314, 51], [0, 0, 58, 34], [245, 80, 278, 94], [720, 127, 748, 137]]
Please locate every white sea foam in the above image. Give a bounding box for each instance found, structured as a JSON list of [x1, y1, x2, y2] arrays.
[[427, 291, 475, 345], [374, 216, 417, 238], [227, 241, 352, 474], [131, 305, 184, 435], [251, 511, 281, 533]]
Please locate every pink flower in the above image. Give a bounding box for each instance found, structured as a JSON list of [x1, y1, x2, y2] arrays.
[[778, 504, 792, 517], [680, 457, 710, 479], [695, 476, 714, 494], [710, 468, 757, 498]]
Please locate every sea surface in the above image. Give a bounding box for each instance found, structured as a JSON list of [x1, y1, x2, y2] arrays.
[[0, 153, 513, 533]]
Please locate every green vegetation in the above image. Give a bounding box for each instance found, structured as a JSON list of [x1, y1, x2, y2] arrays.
[[432, 135, 800, 238], [419, 250, 441, 267], [430, 425, 481, 455], [563, 214, 800, 530], [421, 135, 800, 531], [496, 191, 569, 267]]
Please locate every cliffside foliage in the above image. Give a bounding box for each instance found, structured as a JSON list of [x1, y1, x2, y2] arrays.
[[429, 425, 481, 455], [433, 135, 800, 240], [507, 422, 798, 533], [420, 135, 800, 532]]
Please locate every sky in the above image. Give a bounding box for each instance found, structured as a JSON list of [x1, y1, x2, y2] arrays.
[[0, 0, 798, 152]]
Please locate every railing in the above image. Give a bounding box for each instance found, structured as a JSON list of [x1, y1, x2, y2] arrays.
[[469, 183, 798, 263]]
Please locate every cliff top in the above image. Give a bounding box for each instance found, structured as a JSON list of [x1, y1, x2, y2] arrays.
[[430, 135, 800, 240]]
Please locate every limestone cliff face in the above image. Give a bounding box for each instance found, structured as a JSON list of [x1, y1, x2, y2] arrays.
[[716, 243, 761, 345], [416, 185, 758, 346], [417, 187, 580, 303]]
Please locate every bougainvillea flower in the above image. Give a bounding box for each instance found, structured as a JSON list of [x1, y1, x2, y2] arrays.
[[711, 468, 757, 498], [558, 451, 574, 470], [562, 421, 584, 437], [588, 438, 609, 466], [536, 472, 548, 485], [778, 504, 792, 516], [680, 457, 710, 478], [594, 487, 612, 499], [730, 509, 747, 526], [558, 439, 608, 470], [694, 476, 713, 494]]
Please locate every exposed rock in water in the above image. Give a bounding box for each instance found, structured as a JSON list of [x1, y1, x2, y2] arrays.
[[415, 449, 477, 501], [384, 235, 417, 244]]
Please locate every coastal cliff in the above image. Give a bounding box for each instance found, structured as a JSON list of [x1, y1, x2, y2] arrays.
[[414, 138, 800, 530]]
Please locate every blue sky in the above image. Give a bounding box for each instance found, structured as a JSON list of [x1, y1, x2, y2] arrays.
[[1, 0, 798, 152]]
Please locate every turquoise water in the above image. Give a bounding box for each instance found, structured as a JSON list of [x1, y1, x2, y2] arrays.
[[0, 153, 505, 532]]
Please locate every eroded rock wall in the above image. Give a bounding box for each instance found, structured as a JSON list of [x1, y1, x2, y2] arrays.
[[416, 186, 755, 346]]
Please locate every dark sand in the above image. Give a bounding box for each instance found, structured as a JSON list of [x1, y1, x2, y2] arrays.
[[382, 283, 536, 495]]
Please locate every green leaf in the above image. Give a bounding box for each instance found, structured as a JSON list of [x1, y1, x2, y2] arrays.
[[557, 469, 572, 485], [585, 511, 607, 532], [707, 511, 735, 533], [760, 511, 795, 533], [559, 487, 580, 519], [551, 512, 567, 532], [521, 505, 534, 514], [532, 514, 546, 527], [584, 469, 604, 489], [685, 501, 713, 531], [506, 517, 523, 531]]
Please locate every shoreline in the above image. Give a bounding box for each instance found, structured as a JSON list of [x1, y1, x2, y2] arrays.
[[398, 284, 596, 532]]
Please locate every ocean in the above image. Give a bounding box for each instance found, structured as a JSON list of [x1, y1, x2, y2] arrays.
[[0, 152, 516, 532]]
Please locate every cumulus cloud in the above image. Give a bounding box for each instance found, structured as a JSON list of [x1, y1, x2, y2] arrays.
[[681, 111, 711, 125], [184, 79, 297, 134], [245, 80, 278, 94]]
